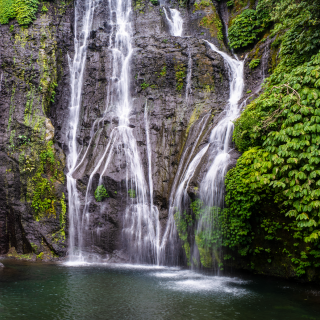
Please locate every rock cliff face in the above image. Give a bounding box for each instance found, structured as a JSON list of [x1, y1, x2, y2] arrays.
[[0, 0, 73, 257], [0, 0, 269, 262]]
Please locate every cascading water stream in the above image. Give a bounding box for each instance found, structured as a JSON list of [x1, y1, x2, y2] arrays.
[[67, 0, 95, 260], [193, 43, 244, 268], [67, 0, 160, 264], [199, 41, 244, 207], [144, 102, 160, 265], [163, 7, 183, 37], [159, 33, 245, 265], [66, 1, 244, 266]]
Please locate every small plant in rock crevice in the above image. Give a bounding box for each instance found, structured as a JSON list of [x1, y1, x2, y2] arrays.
[[175, 62, 186, 92], [249, 58, 260, 69], [94, 185, 109, 202]]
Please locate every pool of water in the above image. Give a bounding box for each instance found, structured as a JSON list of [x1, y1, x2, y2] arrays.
[[0, 259, 319, 320]]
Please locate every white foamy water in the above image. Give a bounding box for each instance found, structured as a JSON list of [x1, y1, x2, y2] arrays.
[[67, 0, 160, 264], [159, 25, 245, 264], [66, 0, 95, 259], [152, 270, 250, 294], [197, 42, 244, 252], [163, 7, 183, 37]]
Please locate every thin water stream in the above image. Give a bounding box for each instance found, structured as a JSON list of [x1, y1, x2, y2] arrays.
[[161, 7, 245, 265], [67, 0, 95, 260], [163, 7, 183, 37]]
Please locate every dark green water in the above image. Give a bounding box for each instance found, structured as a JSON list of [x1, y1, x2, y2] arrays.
[[0, 260, 319, 320]]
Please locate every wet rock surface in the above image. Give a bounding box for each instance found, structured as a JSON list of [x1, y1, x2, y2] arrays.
[[0, 0, 73, 256]]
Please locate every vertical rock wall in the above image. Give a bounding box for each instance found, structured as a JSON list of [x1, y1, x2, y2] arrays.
[[0, 0, 74, 258]]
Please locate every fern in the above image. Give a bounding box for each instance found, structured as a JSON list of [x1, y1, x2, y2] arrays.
[[0, 0, 39, 25]]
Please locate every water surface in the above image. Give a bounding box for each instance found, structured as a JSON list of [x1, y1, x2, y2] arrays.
[[0, 260, 319, 319]]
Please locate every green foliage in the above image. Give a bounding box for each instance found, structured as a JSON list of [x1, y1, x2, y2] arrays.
[[149, 0, 158, 5], [94, 185, 109, 202], [0, 0, 40, 25], [141, 82, 149, 90], [175, 62, 186, 92], [193, 0, 211, 11], [249, 58, 260, 69], [228, 9, 269, 49], [30, 242, 38, 253], [0, 0, 16, 24], [60, 192, 66, 227], [17, 135, 30, 146], [174, 209, 192, 263], [31, 141, 60, 220], [159, 66, 166, 77], [226, 0, 234, 7], [233, 52, 320, 243], [41, 5, 47, 13], [128, 189, 136, 198], [37, 252, 44, 259], [226, 0, 320, 278], [194, 1, 223, 41]]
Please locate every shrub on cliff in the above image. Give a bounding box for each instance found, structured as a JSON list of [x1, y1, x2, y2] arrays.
[[228, 8, 269, 49], [0, 0, 40, 25]]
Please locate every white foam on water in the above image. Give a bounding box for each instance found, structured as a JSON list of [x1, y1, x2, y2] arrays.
[[62, 261, 178, 271], [152, 269, 250, 294]]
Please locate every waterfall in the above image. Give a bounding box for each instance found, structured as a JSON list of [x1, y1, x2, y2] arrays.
[[67, 0, 95, 260], [163, 8, 183, 37], [144, 102, 160, 264], [159, 114, 211, 265], [67, 0, 160, 264], [66, 0, 244, 266], [199, 41, 244, 207], [160, 38, 244, 265], [194, 43, 244, 268]]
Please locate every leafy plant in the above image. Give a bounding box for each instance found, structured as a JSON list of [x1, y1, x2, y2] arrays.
[[141, 82, 149, 90], [225, 1, 320, 278], [18, 134, 30, 145], [228, 9, 269, 49], [159, 66, 166, 77], [0, 0, 40, 25], [226, 0, 234, 7], [175, 62, 186, 91], [128, 189, 136, 198], [94, 185, 109, 202], [249, 58, 260, 69]]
